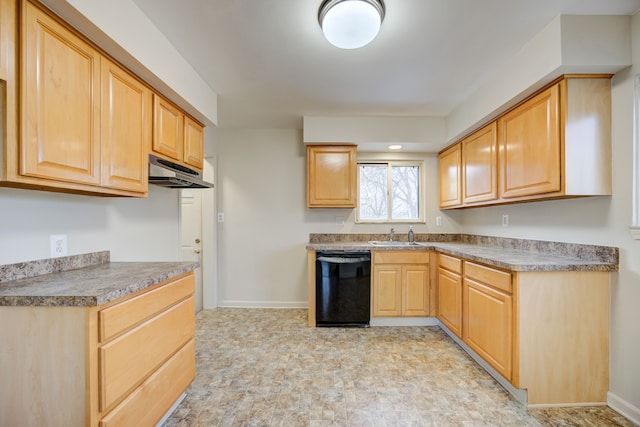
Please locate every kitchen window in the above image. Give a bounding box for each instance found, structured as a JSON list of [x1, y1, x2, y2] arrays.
[[357, 161, 423, 223]]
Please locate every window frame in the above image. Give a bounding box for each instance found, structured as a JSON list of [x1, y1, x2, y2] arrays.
[[356, 160, 425, 224]]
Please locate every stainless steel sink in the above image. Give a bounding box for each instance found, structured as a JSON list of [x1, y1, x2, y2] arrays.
[[368, 241, 422, 246]]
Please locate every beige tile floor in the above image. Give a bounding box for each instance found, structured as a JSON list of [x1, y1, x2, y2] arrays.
[[163, 308, 634, 427]]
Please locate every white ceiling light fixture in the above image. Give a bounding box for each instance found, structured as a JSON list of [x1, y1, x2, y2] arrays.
[[388, 144, 403, 150], [318, 0, 385, 49]]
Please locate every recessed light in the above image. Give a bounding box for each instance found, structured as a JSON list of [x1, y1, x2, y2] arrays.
[[388, 144, 402, 150]]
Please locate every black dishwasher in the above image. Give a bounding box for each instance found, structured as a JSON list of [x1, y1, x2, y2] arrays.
[[315, 251, 371, 327]]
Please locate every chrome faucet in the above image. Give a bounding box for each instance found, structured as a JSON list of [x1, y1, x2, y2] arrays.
[[389, 228, 395, 242]]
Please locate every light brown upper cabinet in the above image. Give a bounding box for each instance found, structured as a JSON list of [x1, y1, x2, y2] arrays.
[[21, 1, 102, 186], [0, 0, 149, 196], [101, 58, 152, 193], [152, 94, 204, 171], [439, 75, 611, 209], [0, 0, 14, 80], [438, 143, 462, 208], [499, 76, 611, 202], [307, 145, 357, 208], [462, 122, 498, 205]]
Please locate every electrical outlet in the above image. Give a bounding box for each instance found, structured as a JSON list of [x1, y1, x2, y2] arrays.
[[502, 214, 509, 227], [50, 234, 67, 258], [335, 216, 345, 225], [217, 212, 225, 222], [436, 216, 442, 227]]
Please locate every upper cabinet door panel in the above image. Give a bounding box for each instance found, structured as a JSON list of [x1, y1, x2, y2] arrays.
[[307, 145, 357, 208], [21, 1, 101, 185], [153, 95, 184, 161], [0, 0, 15, 81], [184, 116, 204, 170], [101, 58, 151, 193], [438, 143, 462, 208], [462, 122, 497, 204], [498, 84, 561, 199]]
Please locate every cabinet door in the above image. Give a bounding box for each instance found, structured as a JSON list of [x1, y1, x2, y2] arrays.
[[153, 94, 183, 162], [101, 58, 151, 193], [437, 267, 462, 337], [498, 84, 560, 198], [184, 116, 204, 170], [402, 264, 429, 316], [463, 278, 512, 380], [0, 0, 15, 81], [307, 145, 357, 208], [372, 264, 402, 317], [438, 144, 462, 208], [21, 1, 101, 185], [462, 122, 497, 204]]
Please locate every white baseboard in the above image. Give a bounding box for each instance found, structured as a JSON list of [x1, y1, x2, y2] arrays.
[[155, 392, 186, 427], [370, 317, 439, 327], [608, 392, 640, 426], [220, 300, 308, 309]]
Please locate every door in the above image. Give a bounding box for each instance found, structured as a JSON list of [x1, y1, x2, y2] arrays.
[[181, 189, 203, 312], [372, 264, 402, 317], [438, 144, 462, 208], [462, 122, 497, 204], [101, 58, 151, 192], [498, 84, 560, 198], [402, 265, 429, 316], [437, 267, 462, 338], [22, 1, 101, 184]]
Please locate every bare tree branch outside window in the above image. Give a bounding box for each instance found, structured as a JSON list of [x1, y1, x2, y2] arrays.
[[358, 162, 422, 222]]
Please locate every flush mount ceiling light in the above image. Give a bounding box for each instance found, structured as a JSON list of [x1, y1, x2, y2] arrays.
[[318, 0, 385, 49], [388, 144, 403, 150]]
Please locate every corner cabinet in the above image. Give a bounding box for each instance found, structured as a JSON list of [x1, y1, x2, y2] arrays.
[[435, 257, 610, 405], [151, 94, 205, 171], [372, 251, 430, 317], [0, 0, 149, 196], [0, 272, 196, 427], [438, 75, 611, 209], [307, 145, 357, 208]]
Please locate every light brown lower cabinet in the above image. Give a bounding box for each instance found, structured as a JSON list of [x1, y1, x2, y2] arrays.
[[436, 258, 610, 405], [436, 254, 462, 337], [463, 262, 513, 381], [0, 273, 196, 427], [372, 251, 430, 317]]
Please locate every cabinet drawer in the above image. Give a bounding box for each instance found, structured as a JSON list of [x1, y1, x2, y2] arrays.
[[99, 338, 195, 427], [99, 296, 195, 412], [464, 261, 511, 293], [373, 251, 430, 264], [99, 274, 194, 342], [437, 253, 462, 274]]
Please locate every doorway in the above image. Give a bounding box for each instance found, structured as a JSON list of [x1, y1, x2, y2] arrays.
[[180, 156, 216, 312]]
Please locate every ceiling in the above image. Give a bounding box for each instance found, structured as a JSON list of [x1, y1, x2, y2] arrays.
[[130, 0, 640, 132]]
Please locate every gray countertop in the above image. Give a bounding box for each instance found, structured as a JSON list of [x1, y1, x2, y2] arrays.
[[307, 240, 618, 272], [0, 253, 199, 307]]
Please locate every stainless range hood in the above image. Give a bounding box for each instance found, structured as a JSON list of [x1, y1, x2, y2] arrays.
[[148, 154, 214, 189]]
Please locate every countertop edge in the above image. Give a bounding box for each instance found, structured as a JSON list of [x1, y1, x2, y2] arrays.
[[306, 243, 618, 272]]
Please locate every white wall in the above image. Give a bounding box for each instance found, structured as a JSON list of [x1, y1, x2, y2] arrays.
[[213, 128, 458, 307], [0, 185, 181, 264]]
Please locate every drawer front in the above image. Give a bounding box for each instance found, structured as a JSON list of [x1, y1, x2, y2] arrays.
[[99, 274, 194, 342], [99, 338, 195, 427], [464, 261, 512, 293], [373, 251, 430, 264], [99, 296, 195, 412], [438, 253, 462, 274]]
